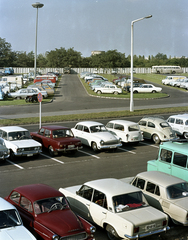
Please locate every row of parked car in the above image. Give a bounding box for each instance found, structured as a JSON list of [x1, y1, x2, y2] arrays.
[[162, 75, 188, 89], [81, 72, 162, 94]]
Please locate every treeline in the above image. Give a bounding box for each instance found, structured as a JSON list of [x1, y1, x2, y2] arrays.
[[1, 37, 188, 68]]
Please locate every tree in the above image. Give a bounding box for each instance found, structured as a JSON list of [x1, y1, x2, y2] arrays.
[[0, 37, 13, 67]]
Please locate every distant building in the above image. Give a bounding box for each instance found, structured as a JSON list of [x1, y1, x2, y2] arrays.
[[91, 50, 105, 56]]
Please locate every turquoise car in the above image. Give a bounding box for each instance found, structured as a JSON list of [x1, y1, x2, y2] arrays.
[[147, 140, 188, 181], [0, 87, 4, 100]]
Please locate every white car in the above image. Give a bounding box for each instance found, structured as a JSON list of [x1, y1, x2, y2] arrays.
[[106, 120, 143, 144], [8, 89, 37, 99], [71, 121, 122, 151], [130, 171, 188, 226], [29, 87, 48, 98], [132, 84, 162, 93], [0, 197, 36, 240], [0, 126, 42, 160], [167, 114, 188, 139], [59, 178, 169, 240], [94, 84, 122, 95]]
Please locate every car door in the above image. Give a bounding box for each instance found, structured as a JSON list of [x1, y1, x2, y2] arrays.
[[72, 125, 88, 145], [138, 120, 148, 138], [89, 189, 108, 227]]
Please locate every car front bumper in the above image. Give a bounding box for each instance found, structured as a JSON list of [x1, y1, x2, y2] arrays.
[[99, 143, 122, 149], [15, 149, 42, 157], [57, 146, 83, 152]]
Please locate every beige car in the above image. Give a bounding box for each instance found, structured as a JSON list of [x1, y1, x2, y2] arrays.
[[130, 171, 188, 226], [138, 116, 177, 144]]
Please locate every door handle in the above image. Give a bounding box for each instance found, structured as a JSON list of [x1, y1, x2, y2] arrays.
[[86, 203, 90, 206]]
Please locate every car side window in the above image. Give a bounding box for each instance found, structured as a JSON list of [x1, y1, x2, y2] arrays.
[[83, 126, 89, 133], [92, 189, 107, 209], [146, 182, 160, 196], [147, 122, 155, 128], [173, 152, 187, 168], [44, 129, 51, 138], [185, 120, 188, 126], [10, 191, 20, 204], [20, 196, 33, 212], [1, 131, 7, 140], [132, 178, 145, 190], [75, 125, 83, 131], [168, 117, 175, 123], [139, 120, 146, 126], [176, 119, 183, 125], [160, 149, 172, 163], [77, 185, 93, 201], [114, 124, 124, 131], [39, 128, 45, 135]]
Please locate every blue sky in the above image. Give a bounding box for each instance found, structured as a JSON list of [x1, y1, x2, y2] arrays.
[[1, 0, 188, 57]]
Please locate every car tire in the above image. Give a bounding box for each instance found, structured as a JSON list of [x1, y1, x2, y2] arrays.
[[152, 134, 160, 144], [10, 150, 15, 160], [133, 90, 138, 93], [97, 90, 102, 94], [106, 224, 120, 240], [91, 142, 98, 152], [113, 91, 118, 95], [48, 145, 55, 156], [152, 90, 156, 93], [183, 132, 188, 139]]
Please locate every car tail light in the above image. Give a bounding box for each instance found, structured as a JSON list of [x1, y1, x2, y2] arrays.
[[162, 220, 167, 226], [134, 227, 139, 233]]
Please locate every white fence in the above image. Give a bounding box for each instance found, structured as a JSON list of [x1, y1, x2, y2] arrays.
[[12, 67, 188, 75]]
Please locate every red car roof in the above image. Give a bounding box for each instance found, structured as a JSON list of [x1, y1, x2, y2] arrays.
[[12, 184, 63, 202], [42, 125, 70, 131]]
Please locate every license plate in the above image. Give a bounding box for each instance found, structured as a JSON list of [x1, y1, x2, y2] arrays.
[[110, 146, 116, 148], [27, 154, 33, 157], [146, 223, 156, 230], [68, 145, 75, 149]]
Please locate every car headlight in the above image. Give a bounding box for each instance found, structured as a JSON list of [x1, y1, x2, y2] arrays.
[[90, 226, 96, 233], [17, 148, 24, 152], [52, 235, 59, 240], [100, 140, 104, 145]]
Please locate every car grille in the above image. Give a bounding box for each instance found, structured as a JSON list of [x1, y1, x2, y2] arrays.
[[60, 232, 87, 240], [22, 147, 37, 151], [103, 140, 119, 145]]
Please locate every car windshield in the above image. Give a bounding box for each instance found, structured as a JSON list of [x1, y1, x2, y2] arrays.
[[0, 209, 22, 229], [8, 131, 31, 141], [90, 125, 108, 133], [160, 122, 170, 128], [167, 182, 188, 199], [128, 125, 139, 132], [113, 191, 148, 213], [52, 129, 74, 138], [34, 196, 68, 214]]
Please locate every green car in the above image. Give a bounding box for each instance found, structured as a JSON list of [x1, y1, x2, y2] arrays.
[[147, 140, 188, 181]]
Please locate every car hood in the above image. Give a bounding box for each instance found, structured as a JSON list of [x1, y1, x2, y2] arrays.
[[0, 226, 36, 240], [36, 209, 85, 236], [117, 206, 166, 225], [92, 131, 119, 141], [11, 139, 41, 147]]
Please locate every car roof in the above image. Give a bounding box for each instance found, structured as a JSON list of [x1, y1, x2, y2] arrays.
[[140, 116, 165, 123], [12, 184, 63, 202], [0, 126, 27, 132], [0, 197, 16, 211], [108, 120, 138, 126], [169, 114, 188, 120], [85, 178, 139, 196], [136, 171, 185, 188], [160, 140, 188, 154], [41, 125, 70, 130], [75, 121, 103, 127]]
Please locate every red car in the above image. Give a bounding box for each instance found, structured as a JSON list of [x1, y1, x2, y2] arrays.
[[30, 125, 82, 156], [5, 184, 96, 240]]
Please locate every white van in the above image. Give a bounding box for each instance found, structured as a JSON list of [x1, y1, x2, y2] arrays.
[[0, 75, 23, 87], [167, 114, 188, 139], [161, 76, 186, 85]]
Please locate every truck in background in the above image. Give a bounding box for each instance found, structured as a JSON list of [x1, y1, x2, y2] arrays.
[[4, 67, 14, 75]]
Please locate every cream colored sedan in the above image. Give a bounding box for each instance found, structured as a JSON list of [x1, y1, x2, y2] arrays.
[[59, 178, 169, 240], [130, 171, 188, 226]]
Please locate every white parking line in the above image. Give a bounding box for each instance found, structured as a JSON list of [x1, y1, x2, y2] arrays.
[[140, 142, 159, 148], [6, 160, 24, 169], [119, 148, 136, 154], [40, 153, 65, 164], [78, 150, 100, 159]]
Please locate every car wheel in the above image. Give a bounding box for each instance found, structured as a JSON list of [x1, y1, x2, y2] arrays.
[[183, 132, 188, 139], [97, 90, 102, 94], [133, 90, 138, 93], [16, 97, 21, 100], [113, 91, 118, 95], [106, 224, 120, 240], [152, 134, 160, 144], [91, 142, 98, 152], [10, 150, 15, 160], [48, 145, 55, 156], [152, 90, 156, 93]]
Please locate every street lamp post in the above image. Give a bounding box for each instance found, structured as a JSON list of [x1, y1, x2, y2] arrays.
[[32, 2, 44, 79], [130, 15, 152, 112]]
